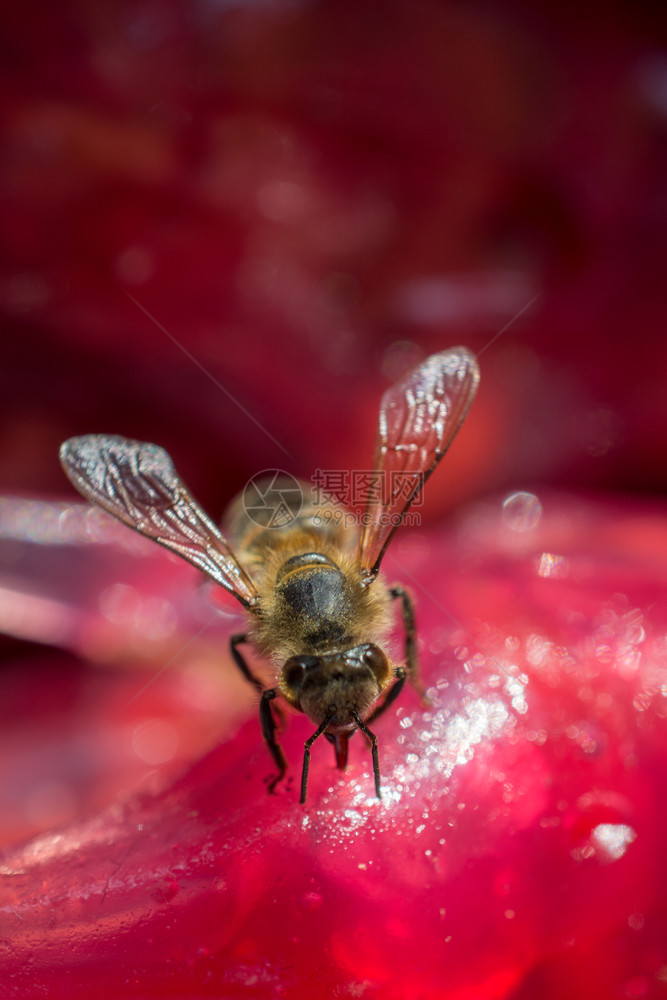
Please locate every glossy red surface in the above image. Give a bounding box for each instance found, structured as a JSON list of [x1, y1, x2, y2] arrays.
[[1, 493, 666, 999]]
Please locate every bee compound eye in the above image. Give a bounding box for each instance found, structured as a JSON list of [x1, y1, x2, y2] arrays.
[[283, 658, 305, 692], [283, 656, 320, 693], [361, 644, 389, 680]]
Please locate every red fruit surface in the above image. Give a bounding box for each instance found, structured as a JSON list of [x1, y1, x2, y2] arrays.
[[1, 492, 666, 999]]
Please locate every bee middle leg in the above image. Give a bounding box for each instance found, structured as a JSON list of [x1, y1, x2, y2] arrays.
[[389, 585, 429, 704], [231, 632, 284, 724], [260, 689, 288, 794], [232, 634, 287, 793], [230, 633, 264, 694]]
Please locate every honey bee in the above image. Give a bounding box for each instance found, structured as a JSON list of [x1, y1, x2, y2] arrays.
[[60, 348, 479, 802]]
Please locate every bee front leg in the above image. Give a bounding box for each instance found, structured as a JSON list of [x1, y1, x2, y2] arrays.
[[232, 636, 287, 793], [351, 712, 382, 800], [230, 633, 264, 694], [260, 688, 288, 794], [367, 666, 407, 725], [300, 713, 335, 805], [389, 585, 429, 704]]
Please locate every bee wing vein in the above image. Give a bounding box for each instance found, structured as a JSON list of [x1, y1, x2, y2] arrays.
[[358, 347, 480, 579], [60, 434, 258, 608]]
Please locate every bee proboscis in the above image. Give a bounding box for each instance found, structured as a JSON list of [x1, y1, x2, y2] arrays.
[[60, 348, 479, 802]]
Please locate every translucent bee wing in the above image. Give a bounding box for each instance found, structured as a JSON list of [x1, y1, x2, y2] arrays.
[[357, 347, 480, 582], [59, 435, 259, 609]]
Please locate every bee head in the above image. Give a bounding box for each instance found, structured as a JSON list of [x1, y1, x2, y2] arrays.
[[280, 643, 391, 729]]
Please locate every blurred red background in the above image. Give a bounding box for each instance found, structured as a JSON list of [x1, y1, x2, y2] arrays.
[[1, 0, 666, 509]]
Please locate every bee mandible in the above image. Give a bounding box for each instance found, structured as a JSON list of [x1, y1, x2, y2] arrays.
[[60, 348, 479, 802]]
